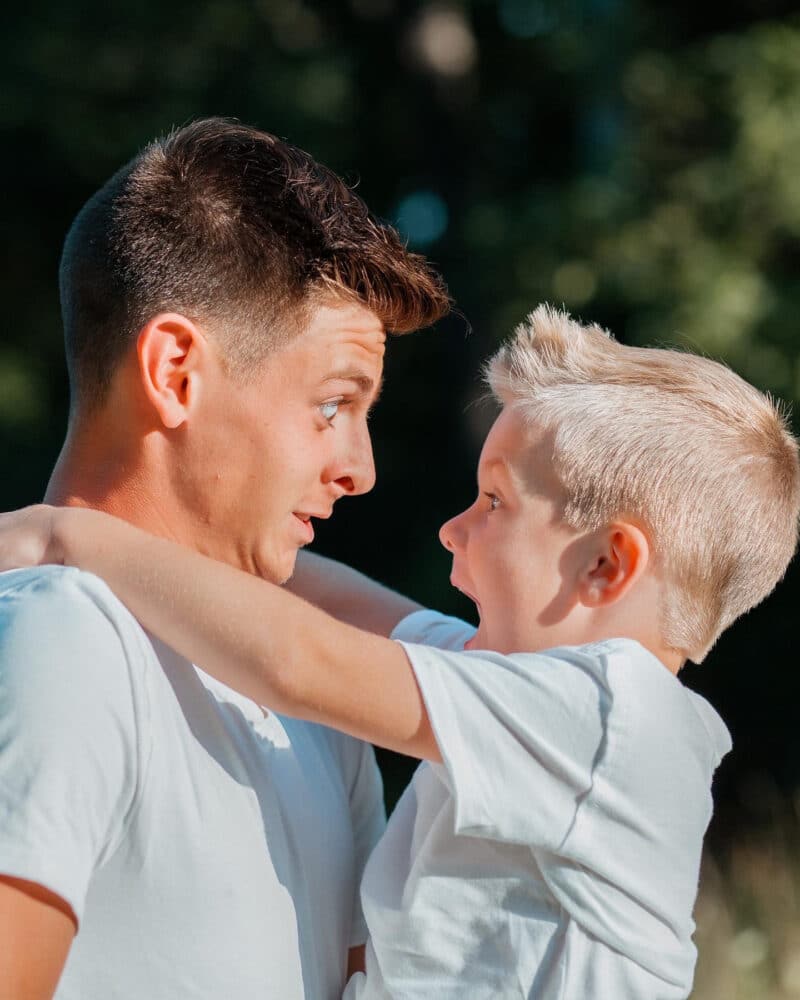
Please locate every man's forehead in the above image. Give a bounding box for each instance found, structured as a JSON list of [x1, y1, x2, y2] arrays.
[[306, 296, 387, 340]]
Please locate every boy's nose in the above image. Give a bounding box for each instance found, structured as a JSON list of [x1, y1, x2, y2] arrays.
[[439, 511, 464, 552]]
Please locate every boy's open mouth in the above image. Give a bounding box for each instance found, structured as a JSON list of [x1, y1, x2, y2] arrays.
[[450, 575, 481, 613]]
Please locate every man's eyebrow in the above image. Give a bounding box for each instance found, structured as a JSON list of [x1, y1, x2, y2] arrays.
[[322, 369, 384, 401]]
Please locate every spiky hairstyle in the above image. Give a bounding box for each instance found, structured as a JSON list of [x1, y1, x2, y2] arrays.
[[487, 305, 800, 661]]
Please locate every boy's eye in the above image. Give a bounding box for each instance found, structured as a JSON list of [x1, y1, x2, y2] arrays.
[[320, 400, 341, 422], [484, 492, 501, 512]]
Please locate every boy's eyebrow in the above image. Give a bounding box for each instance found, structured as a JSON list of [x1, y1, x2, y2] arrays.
[[480, 456, 514, 490]]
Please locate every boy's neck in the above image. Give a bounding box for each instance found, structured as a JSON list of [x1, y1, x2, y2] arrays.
[[637, 640, 684, 676], [579, 578, 685, 675]]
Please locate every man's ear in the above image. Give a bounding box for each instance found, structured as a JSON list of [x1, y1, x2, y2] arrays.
[[136, 314, 211, 429], [578, 522, 651, 608]]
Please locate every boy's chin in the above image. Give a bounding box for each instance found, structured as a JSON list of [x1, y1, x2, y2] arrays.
[[464, 629, 484, 651]]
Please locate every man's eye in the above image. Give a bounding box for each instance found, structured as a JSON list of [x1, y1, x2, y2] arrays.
[[484, 493, 501, 512], [320, 400, 341, 422]]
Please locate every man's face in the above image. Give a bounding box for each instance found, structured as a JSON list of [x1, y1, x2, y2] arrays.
[[187, 299, 385, 582], [439, 407, 580, 654]]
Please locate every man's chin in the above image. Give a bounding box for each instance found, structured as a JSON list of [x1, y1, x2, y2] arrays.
[[273, 557, 297, 586], [253, 548, 297, 586]]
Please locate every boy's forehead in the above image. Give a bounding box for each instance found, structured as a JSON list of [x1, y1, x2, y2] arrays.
[[482, 407, 540, 463], [481, 408, 560, 497]]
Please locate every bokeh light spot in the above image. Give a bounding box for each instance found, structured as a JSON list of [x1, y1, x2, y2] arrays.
[[552, 260, 598, 306], [395, 190, 449, 246], [409, 4, 477, 77], [729, 928, 769, 970], [0, 356, 44, 429]]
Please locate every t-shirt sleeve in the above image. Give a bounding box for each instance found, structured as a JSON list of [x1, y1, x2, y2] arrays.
[[0, 568, 146, 922], [391, 609, 477, 651], [346, 740, 386, 947], [396, 623, 611, 851]]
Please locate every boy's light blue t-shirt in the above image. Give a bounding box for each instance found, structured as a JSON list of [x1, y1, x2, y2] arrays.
[[346, 610, 731, 1000]]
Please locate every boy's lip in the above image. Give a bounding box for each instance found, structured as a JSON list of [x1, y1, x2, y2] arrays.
[[450, 574, 480, 611]]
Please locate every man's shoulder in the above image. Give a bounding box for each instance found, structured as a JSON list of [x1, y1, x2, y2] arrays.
[[0, 565, 140, 630], [0, 565, 153, 691], [1, 563, 117, 603]]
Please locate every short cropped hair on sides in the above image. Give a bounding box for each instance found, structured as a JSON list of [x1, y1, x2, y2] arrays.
[[486, 304, 800, 663], [59, 117, 450, 411]]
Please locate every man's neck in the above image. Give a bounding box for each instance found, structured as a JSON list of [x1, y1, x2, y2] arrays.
[[45, 426, 184, 546]]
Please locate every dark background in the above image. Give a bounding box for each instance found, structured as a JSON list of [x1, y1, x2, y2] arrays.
[[3, 4, 800, 982]]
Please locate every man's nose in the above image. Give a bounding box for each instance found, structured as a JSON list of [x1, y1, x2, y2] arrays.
[[329, 427, 377, 497]]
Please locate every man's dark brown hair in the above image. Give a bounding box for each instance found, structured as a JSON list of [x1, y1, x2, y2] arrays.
[[59, 117, 450, 411]]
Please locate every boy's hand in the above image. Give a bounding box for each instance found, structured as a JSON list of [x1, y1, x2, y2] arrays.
[[0, 505, 62, 571]]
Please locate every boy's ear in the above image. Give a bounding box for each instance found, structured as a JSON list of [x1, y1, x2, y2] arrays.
[[136, 314, 211, 429], [578, 522, 651, 608]]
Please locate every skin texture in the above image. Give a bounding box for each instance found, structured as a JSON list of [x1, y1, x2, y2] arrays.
[[0, 877, 76, 1000], [46, 299, 387, 583], [0, 297, 389, 996]]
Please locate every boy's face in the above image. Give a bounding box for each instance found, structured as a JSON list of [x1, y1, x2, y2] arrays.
[[439, 407, 581, 654]]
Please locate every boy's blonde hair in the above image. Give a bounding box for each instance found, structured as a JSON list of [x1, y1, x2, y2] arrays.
[[486, 304, 800, 662]]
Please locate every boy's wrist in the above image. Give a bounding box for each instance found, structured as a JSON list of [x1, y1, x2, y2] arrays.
[[47, 506, 71, 565], [49, 505, 100, 567]]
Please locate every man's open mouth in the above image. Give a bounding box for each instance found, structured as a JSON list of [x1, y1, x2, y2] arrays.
[[292, 513, 315, 544]]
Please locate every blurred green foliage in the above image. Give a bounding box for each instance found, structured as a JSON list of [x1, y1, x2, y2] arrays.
[[3, 0, 800, 878]]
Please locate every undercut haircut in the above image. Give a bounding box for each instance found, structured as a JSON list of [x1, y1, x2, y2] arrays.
[[60, 117, 450, 411], [487, 304, 800, 662]]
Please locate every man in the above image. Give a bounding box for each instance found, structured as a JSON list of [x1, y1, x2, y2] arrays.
[[0, 118, 449, 999]]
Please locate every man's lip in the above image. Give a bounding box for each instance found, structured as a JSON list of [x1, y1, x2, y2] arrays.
[[292, 513, 315, 544]]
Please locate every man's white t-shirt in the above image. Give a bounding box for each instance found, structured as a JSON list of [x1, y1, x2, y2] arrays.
[[345, 610, 731, 1000], [0, 566, 386, 1000]]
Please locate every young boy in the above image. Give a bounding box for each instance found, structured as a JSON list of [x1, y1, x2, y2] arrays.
[[1, 305, 798, 999]]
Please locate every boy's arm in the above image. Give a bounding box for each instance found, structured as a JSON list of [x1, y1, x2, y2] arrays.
[[0, 507, 440, 762], [286, 550, 422, 637]]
